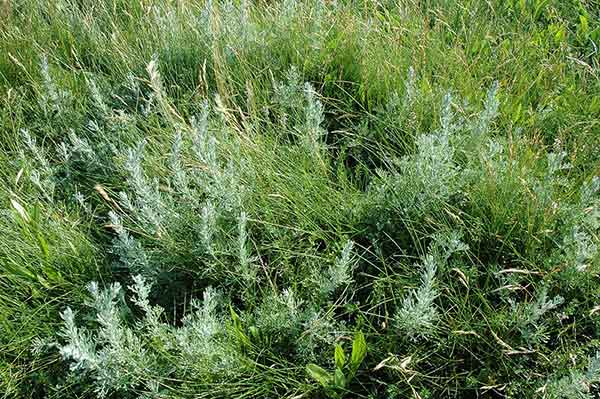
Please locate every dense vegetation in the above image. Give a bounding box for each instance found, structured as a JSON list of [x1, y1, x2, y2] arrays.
[[1, 0, 599, 397]]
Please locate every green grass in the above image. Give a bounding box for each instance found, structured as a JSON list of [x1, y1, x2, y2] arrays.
[[0, 0, 599, 398]]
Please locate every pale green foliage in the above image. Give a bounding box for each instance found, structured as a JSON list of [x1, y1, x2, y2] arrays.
[[237, 211, 257, 284], [512, 288, 564, 346], [170, 131, 188, 193], [255, 288, 304, 338], [411, 130, 460, 199], [189, 98, 244, 212], [303, 82, 326, 153], [472, 81, 500, 137], [105, 87, 249, 281], [581, 176, 600, 210], [123, 141, 165, 233], [297, 311, 344, 361], [385, 128, 458, 208], [394, 232, 468, 341], [403, 66, 417, 110], [60, 282, 149, 398], [20, 129, 55, 197], [377, 66, 418, 136], [373, 91, 466, 221], [217, 0, 257, 53], [544, 353, 600, 398], [175, 287, 243, 377], [146, 55, 167, 115], [87, 77, 109, 116], [109, 211, 155, 278], [129, 274, 162, 329], [200, 201, 217, 255], [21, 129, 50, 175], [274, 66, 304, 125], [562, 225, 597, 272], [59, 307, 98, 372], [251, 286, 346, 359], [38, 55, 71, 115], [533, 150, 573, 207], [273, 67, 327, 156], [547, 151, 572, 176], [556, 175, 599, 275], [3, 2, 600, 397], [395, 254, 439, 341], [430, 230, 470, 261], [191, 100, 217, 172], [65, 129, 98, 165], [318, 240, 356, 298], [59, 278, 245, 398]]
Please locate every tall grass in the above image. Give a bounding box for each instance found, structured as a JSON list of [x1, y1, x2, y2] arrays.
[[0, 0, 599, 398]]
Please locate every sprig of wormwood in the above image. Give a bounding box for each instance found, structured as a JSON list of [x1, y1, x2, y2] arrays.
[[59, 276, 239, 398]]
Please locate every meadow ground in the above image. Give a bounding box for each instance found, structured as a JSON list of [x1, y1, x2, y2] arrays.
[[0, 0, 599, 398]]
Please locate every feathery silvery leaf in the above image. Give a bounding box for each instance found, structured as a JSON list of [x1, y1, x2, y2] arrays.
[[472, 81, 499, 137], [395, 255, 439, 341], [123, 141, 164, 232], [318, 240, 356, 297], [303, 82, 325, 152], [109, 211, 156, 278], [237, 211, 257, 283]]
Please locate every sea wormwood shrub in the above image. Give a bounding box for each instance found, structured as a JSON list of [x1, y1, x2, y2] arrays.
[[20, 122, 115, 205], [372, 66, 419, 149], [59, 277, 246, 398], [296, 311, 345, 363], [38, 55, 71, 116], [59, 282, 149, 398], [169, 130, 189, 193], [103, 89, 250, 283], [317, 240, 356, 298], [210, 0, 258, 60], [254, 288, 304, 341], [272, 68, 327, 158], [273, 66, 305, 127], [19, 129, 55, 199], [302, 82, 326, 155], [543, 352, 600, 398], [395, 254, 439, 341], [249, 284, 348, 365], [511, 288, 565, 346], [46, 70, 596, 397], [123, 141, 165, 234], [393, 232, 467, 342], [108, 211, 156, 279], [3, 1, 600, 397], [471, 81, 500, 138], [236, 211, 258, 286], [369, 92, 466, 231], [86, 77, 109, 117], [560, 176, 600, 274]]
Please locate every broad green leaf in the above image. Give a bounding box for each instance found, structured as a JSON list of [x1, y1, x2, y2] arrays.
[[333, 368, 346, 389], [229, 305, 251, 347], [334, 343, 346, 369], [579, 15, 589, 36], [306, 363, 332, 387], [350, 331, 367, 371]]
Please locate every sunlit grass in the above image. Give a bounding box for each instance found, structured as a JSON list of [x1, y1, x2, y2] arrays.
[[0, 0, 598, 398]]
